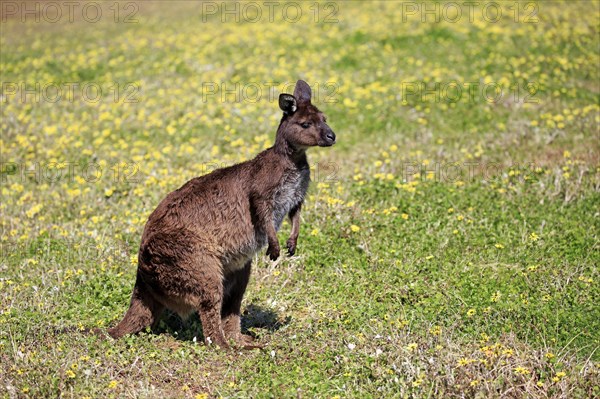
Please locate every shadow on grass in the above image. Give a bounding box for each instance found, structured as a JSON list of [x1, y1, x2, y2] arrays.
[[241, 303, 291, 333], [150, 303, 289, 342]]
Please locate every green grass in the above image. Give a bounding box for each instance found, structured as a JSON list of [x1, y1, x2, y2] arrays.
[[1, 1, 599, 398]]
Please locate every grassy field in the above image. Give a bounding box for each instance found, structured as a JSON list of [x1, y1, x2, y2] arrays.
[[1, 1, 599, 398]]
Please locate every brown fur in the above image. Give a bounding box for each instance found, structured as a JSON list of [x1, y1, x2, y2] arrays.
[[108, 80, 336, 348]]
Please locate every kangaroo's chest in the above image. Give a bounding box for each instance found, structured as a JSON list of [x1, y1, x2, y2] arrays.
[[272, 168, 310, 230]]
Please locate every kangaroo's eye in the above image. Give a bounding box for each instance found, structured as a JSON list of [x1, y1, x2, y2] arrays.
[[300, 122, 311, 129]]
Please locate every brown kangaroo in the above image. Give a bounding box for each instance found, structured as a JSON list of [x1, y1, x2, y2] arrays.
[[108, 80, 336, 348]]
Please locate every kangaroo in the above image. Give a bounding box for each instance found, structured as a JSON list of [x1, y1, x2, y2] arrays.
[[108, 80, 336, 348]]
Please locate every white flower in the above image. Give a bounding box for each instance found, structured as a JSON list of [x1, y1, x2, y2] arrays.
[[347, 343, 356, 350]]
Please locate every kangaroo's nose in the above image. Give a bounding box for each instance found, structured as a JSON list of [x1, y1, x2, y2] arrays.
[[326, 132, 336, 143]]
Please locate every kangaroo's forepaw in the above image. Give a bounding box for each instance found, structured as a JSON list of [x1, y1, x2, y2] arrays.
[[266, 244, 280, 261], [286, 238, 297, 256]]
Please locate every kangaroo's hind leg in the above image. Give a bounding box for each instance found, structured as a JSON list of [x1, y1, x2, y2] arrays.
[[221, 260, 260, 348], [180, 254, 230, 348], [108, 278, 164, 339]]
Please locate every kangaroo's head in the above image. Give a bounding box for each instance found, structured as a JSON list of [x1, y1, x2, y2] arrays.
[[275, 80, 336, 153]]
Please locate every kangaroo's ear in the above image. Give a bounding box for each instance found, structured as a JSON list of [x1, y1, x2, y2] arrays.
[[293, 80, 312, 104], [279, 93, 297, 115]]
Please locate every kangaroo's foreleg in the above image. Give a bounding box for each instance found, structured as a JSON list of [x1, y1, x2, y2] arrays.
[[286, 203, 302, 256], [252, 194, 280, 260]]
